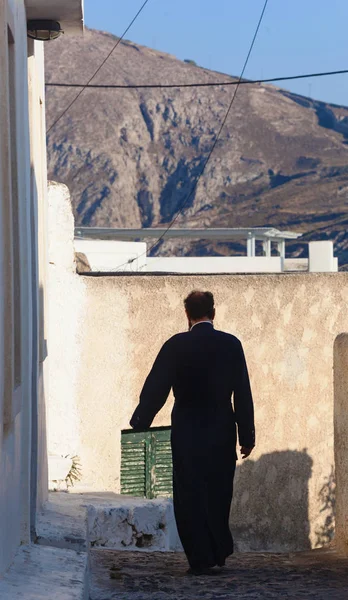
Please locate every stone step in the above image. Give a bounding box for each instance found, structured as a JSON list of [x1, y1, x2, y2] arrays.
[[36, 491, 123, 551], [87, 497, 183, 552], [37, 491, 183, 553], [0, 545, 88, 600]]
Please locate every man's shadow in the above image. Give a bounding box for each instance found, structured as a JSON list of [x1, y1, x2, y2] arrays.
[[230, 450, 313, 552]]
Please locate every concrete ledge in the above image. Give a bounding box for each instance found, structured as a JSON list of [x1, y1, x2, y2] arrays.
[[0, 545, 88, 599], [37, 492, 88, 550], [87, 497, 183, 552], [37, 492, 183, 555], [37, 491, 141, 551]]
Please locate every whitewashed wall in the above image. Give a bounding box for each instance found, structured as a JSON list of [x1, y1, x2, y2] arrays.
[[74, 238, 147, 272], [142, 256, 282, 273], [0, 1, 48, 575]]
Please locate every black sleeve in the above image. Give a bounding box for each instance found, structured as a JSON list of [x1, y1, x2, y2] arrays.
[[130, 340, 173, 430], [233, 341, 255, 448]]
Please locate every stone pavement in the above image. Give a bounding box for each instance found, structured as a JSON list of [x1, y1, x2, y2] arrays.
[[0, 545, 87, 599], [89, 548, 348, 600]]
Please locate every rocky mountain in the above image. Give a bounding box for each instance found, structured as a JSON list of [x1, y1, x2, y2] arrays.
[[45, 28, 348, 266]]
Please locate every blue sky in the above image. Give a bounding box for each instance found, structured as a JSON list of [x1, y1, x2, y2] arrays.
[[84, 0, 348, 107]]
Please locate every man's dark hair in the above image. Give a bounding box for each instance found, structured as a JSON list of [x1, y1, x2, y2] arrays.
[[184, 290, 215, 320]]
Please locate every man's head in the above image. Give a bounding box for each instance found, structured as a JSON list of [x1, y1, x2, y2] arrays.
[[184, 290, 215, 327]]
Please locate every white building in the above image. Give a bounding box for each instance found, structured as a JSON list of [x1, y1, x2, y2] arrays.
[[74, 227, 338, 274], [0, 0, 83, 579]]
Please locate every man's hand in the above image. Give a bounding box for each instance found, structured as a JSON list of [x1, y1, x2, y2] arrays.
[[240, 446, 253, 460]]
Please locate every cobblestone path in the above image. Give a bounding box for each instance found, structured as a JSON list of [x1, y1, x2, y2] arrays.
[[89, 548, 348, 600]]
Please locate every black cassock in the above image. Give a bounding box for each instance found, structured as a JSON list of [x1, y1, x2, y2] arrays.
[[130, 322, 255, 569]]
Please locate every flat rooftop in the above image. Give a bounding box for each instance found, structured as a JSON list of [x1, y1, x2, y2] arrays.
[[75, 227, 302, 242]]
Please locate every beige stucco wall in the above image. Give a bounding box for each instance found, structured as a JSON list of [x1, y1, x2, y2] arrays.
[[81, 274, 347, 550], [48, 188, 348, 551]]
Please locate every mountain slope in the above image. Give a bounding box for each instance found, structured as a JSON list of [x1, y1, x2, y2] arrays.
[[45, 28, 348, 265]]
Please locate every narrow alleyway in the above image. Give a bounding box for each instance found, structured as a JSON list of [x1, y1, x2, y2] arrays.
[[89, 548, 348, 599]]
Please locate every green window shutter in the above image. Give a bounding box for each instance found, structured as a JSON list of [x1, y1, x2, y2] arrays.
[[121, 431, 147, 497], [152, 429, 173, 498], [121, 427, 172, 499]]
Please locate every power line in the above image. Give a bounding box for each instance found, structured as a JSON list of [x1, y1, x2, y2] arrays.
[[48, 64, 348, 230], [141, 0, 270, 262], [45, 68, 348, 90], [46, 0, 151, 134]]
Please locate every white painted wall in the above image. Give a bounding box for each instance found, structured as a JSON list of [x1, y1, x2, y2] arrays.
[[73, 242, 284, 274], [47, 183, 86, 470], [73, 242, 338, 275], [0, 0, 83, 578], [141, 256, 283, 273], [309, 241, 337, 273], [27, 38, 49, 517], [283, 258, 309, 272], [0, 0, 48, 576], [0, 0, 32, 574], [74, 239, 147, 272]]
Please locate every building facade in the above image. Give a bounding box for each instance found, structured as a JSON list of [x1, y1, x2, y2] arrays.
[[74, 229, 338, 274], [0, 0, 82, 577]]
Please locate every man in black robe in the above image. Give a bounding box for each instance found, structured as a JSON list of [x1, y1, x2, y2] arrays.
[[130, 290, 255, 575]]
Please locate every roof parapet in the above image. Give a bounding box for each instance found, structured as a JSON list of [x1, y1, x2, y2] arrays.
[[74, 227, 302, 242]]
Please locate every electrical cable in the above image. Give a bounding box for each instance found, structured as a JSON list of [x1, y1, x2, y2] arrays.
[[51, 66, 348, 190], [46, 0, 151, 134], [137, 0, 270, 262], [46, 68, 348, 90], [49, 65, 348, 224]]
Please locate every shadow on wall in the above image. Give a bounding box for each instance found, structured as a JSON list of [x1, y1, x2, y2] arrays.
[[231, 450, 313, 552], [315, 466, 335, 548]]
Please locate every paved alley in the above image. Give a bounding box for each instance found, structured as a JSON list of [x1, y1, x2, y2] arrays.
[[89, 548, 348, 600]]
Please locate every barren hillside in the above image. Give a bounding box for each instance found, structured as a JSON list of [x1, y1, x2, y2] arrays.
[[45, 28, 348, 265]]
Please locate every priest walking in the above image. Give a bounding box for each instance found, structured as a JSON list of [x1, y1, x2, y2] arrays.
[[130, 290, 255, 575]]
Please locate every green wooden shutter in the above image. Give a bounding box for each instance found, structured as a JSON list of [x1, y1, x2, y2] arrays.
[[152, 429, 173, 498], [121, 431, 147, 497], [121, 427, 172, 498]]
